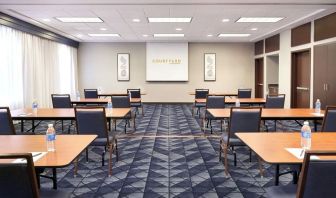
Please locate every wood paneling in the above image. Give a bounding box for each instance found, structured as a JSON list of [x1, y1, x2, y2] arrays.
[[255, 40, 264, 55], [291, 23, 311, 47], [314, 12, 336, 42], [265, 34, 280, 53], [0, 12, 79, 48]]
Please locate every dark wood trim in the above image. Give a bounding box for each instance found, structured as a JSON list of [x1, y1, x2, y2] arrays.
[[265, 34, 280, 53], [0, 12, 79, 48], [291, 22, 311, 47], [255, 40, 264, 55], [314, 12, 336, 42]]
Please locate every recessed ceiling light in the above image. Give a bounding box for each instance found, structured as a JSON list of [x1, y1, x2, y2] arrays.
[[251, 28, 258, 31], [132, 18, 140, 22], [88, 33, 120, 37], [207, 34, 213, 37], [148, 17, 192, 23], [100, 28, 107, 31], [218, 33, 250, 37], [142, 34, 149, 37], [236, 17, 284, 23], [42, 18, 51, 22], [222, 18, 230, 22], [153, 34, 184, 37], [56, 17, 103, 23], [175, 28, 183, 31]]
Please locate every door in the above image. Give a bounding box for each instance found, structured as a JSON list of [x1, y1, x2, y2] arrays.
[[327, 43, 336, 106], [313, 45, 328, 109], [255, 58, 264, 98], [291, 50, 311, 108]]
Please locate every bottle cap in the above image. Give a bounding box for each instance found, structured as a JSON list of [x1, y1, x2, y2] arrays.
[[304, 121, 309, 125], [48, 124, 53, 127], [317, 99, 320, 102]]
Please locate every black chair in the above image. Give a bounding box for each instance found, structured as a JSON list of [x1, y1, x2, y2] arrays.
[[74, 107, 118, 176], [51, 94, 73, 132], [111, 95, 133, 133], [219, 107, 263, 176], [203, 95, 225, 133], [266, 151, 336, 198], [322, 106, 336, 132], [0, 107, 16, 135], [264, 94, 286, 131], [238, 88, 252, 98], [84, 89, 98, 99], [0, 153, 70, 198], [127, 88, 144, 116], [194, 89, 209, 117]]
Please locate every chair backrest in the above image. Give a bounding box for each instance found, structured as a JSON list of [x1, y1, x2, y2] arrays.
[[206, 95, 225, 109], [84, 89, 98, 99], [0, 107, 16, 135], [111, 95, 130, 108], [238, 88, 252, 98], [228, 107, 262, 141], [74, 107, 109, 139], [51, 94, 72, 108], [127, 89, 141, 98], [0, 153, 39, 198], [265, 94, 285, 109], [195, 89, 209, 99], [321, 106, 336, 132], [297, 151, 336, 198]]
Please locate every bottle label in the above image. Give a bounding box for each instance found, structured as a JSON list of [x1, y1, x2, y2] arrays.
[[301, 131, 311, 138], [47, 133, 55, 141]]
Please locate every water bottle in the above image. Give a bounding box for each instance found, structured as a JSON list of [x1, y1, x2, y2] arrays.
[[76, 90, 81, 100], [315, 99, 321, 114], [301, 121, 311, 150], [107, 101, 112, 109], [129, 92, 132, 101], [32, 100, 38, 114], [46, 124, 56, 152], [235, 99, 240, 107]]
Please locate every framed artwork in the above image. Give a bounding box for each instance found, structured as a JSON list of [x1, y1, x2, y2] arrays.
[[117, 53, 130, 81], [204, 53, 216, 81]]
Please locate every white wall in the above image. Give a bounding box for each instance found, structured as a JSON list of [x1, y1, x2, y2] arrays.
[[78, 42, 254, 102]]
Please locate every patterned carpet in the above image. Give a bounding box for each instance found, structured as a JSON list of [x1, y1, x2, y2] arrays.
[[15, 104, 316, 198]]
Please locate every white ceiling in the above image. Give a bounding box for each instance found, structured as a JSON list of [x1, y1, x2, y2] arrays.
[[0, 0, 336, 42]]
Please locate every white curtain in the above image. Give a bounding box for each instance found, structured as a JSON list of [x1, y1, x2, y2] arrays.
[[0, 24, 78, 109]]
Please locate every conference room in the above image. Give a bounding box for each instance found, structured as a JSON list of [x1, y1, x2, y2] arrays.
[[1, 0, 336, 197]]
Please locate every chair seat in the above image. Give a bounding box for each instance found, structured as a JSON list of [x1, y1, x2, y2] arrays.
[[265, 184, 296, 198], [91, 135, 116, 146], [131, 102, 141, 107], [195, 103, 206, 107], [221, 134, 245, 146], [40, 189, 71, 198]]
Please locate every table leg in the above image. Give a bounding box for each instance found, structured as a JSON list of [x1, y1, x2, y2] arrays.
[[32, 120, 35, 133], [275, 164, 279, 186], [21, 119, 24, 132], [52, 168, 57, 189], [108, 118, 111, 131], [314, 120, 318, 132]]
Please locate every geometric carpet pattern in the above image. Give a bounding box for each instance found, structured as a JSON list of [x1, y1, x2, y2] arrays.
[[14, 104, 315, 198]]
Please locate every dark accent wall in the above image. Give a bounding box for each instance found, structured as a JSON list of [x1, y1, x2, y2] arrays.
[[254, 40, 264, 55], [0, 12, 79, 48], [314, 12, 336, 42], [265, 34, 280, 53], [291, 22, 311, 47]]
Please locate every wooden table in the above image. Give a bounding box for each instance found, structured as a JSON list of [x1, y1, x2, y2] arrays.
[[195, 98, 266, 105], [98, 92, 146, 97], [189, 92, 237, 97], [11, 108, 131, 132], [0, 135, 97, 189], [236, 132, 336, 185], [71, 98, 141, 105]]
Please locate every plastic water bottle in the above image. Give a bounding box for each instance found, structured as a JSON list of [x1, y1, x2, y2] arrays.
[[76, 90, 81, 100], [32, 100, 38, 114], [235, 99, 240, 107], [107, 101, 112, 109], [301, 121, 311, 150], [46, 124, 56, 152], [129, 92, 132, 101], [315, 99, 321, 114]]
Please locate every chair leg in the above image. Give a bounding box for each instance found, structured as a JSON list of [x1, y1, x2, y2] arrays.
[[114, 120, 117, 131], [142, 106, 144, 116], [115, 139, 119, 161], [108, 146, 113, 177], [219, 140, 222, 161], [249, 149, 252, 162], [274, 120, 277, 131], [74, 158, 78, 177], [293, 171, 298, 184], [85, 148, 89, 162], [220, 120, 223, 132], [233, 149, 237, 166], [102, 149, 106, 166], [223, 144, 229, 176], [257, 157, 264, 177], [61, 120, 64, 132]]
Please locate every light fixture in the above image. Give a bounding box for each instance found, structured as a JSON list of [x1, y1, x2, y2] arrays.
[[153, 34, 184, 37], [222, 18, 230, 22], [175, 28, 183, 31], [88, 33, 120, 37], [42, 18, 51, 22], [142, 34, 149, 37], [132, 18, 140, 22], [236, 17, 284, 23], [218, 33, 250, 37], [56, 17, 103, 23], [207, 34, 213, 37], [100, 28, 107, 31], [148, 17, 192, 23], [251, 28, 258, 31]]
